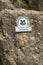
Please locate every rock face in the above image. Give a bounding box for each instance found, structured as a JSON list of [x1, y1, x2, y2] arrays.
[[0, 0, 15, 11], [0, 9, 43, 65]]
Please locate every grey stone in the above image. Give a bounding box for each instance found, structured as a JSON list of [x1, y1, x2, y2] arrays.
[[0, 9, 43, 65]]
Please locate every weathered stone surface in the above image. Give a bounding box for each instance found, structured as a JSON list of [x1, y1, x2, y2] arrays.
[[0, 0, 15, 11], [0, 9, 43, 65]]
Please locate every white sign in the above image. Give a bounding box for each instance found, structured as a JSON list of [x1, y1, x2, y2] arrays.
[[15, 16, 32, 32]]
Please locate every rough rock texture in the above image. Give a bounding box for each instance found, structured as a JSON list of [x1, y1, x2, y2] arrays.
[[10, 0, 19, 7], [0, 9, 43, 65], [0, 0, 15, 11]]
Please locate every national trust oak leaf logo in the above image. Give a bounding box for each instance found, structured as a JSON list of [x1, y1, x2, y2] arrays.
[[15, 16, 32, 32]]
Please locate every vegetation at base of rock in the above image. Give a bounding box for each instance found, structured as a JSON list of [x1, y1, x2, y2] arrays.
[[0, 57, 3, 65]]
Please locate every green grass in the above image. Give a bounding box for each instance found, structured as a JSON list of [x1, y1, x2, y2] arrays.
[[0, 58, 3, 65]]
